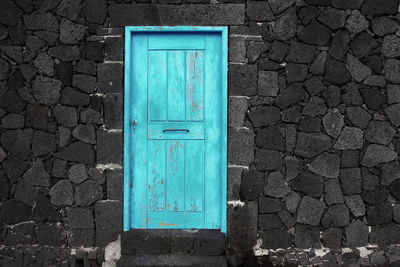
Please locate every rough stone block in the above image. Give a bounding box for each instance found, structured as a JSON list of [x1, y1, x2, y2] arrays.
[[97, 129, 123, 165], [229, 64, 257, 96], [97, 63, 123, 93], [105, 94, 123, 129], [228, 127, 254, 165], [229, 37, 246, 63], [107, 169, 123, 201], [96, 200, 123, 247]]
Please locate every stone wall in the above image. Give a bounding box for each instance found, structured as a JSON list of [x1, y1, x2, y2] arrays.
[[0, 0, 400, 266]]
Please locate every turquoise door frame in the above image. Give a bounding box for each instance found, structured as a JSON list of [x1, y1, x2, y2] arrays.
[[124, 26, 228, 233]]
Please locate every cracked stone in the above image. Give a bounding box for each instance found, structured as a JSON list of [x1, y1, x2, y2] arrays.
[[0, 90, 25, 113], [299, 21, 332, 46], [284, 191, 301, 214], [295, 132, 332, 158], [362, 187, 389, 205], [276, 83, 306, 109], [48, 45, 80, 62], [325, 179, 344, 206], [32, 194, 60, 221], [52, 159, 68, 178], [75, 180, 103, 207], [341, 150, 359, 168], [268, 41, 289, 62], [68, 163, 88, 184], [322, 228, 342, 249], [249, 106, 280, 127], [324, 57, 351, 85], [57, 0, 81, 21], [286, 63, 308, 83], [60, 18, 87, 44], [255, 126, 285, 151], [309, 153, 340, 178], [268, 0, 294, 14], [72, 124, 96, 144], [310, 51, 327, 75], [365, 121, 395, 145], [67, 207, 94, 228], [346, 53, 371, 82], [322, 204, 349, 228], [344, 195, 365, 217], [381, 161, 400, 186], [334, 126, 363, 150], [292, 173, 324, 198], [54, 105, 77, 127], [23, 159, 50, 187], [56, 141, 95, 164], [49, 179, 74, 206], [83, 0, 106, 24], [255, 149, 282, 171], [24, 12, 59, 32], [61, 87, 90, 107], [329, 30, 350, 62], [0, 129, 32, 160], [247, 1, 274, 21], [367, 203, 392, 225], [295, 224, 321, 248], [247, 42, 269, 64], [32, 130, 56, 157], [258, 71, 279, 97], [286, 40, 315, 64], [361, 144, 397, 167], [262, 7, 297, 41], [303, 97, 327, 117], [297, 196, 325, 226], [240, 170, 264, 201], [265, 171, 290, 198]]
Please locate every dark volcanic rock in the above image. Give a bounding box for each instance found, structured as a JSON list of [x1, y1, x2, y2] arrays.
[[240, 170, 264, 201], [292, 173, 324, 198], [255, 126, 285, 151], [299, 21, 333, 46], [275, 83, 306, 109], [56, 141, 95, 164], [361, 0, 399, 16], [0, 129, 32, 160], [324, 57, 351, 85], [295, 132, 332, 158]]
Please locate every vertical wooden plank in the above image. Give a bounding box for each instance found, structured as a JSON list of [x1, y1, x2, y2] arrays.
[[148, 51, 167, 121], [185, 140, 204, 212], [186, 51, 204, 121], [220, 27, 228, 234], [148, 140, 166, 212], [167, 51, 186, 121], [130, 33, 149, 229], [205, 33, 222, 229], [123, 28, 132, 231], [166, 140, 185, 211]]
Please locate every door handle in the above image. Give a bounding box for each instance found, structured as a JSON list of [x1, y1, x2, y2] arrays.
[[163, 129, 190, 133]]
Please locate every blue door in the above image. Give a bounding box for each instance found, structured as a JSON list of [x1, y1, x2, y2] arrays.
[[124, 27, 228, 232]]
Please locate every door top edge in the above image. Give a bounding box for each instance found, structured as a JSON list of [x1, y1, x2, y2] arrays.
[[125, 26, 228, 33]]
